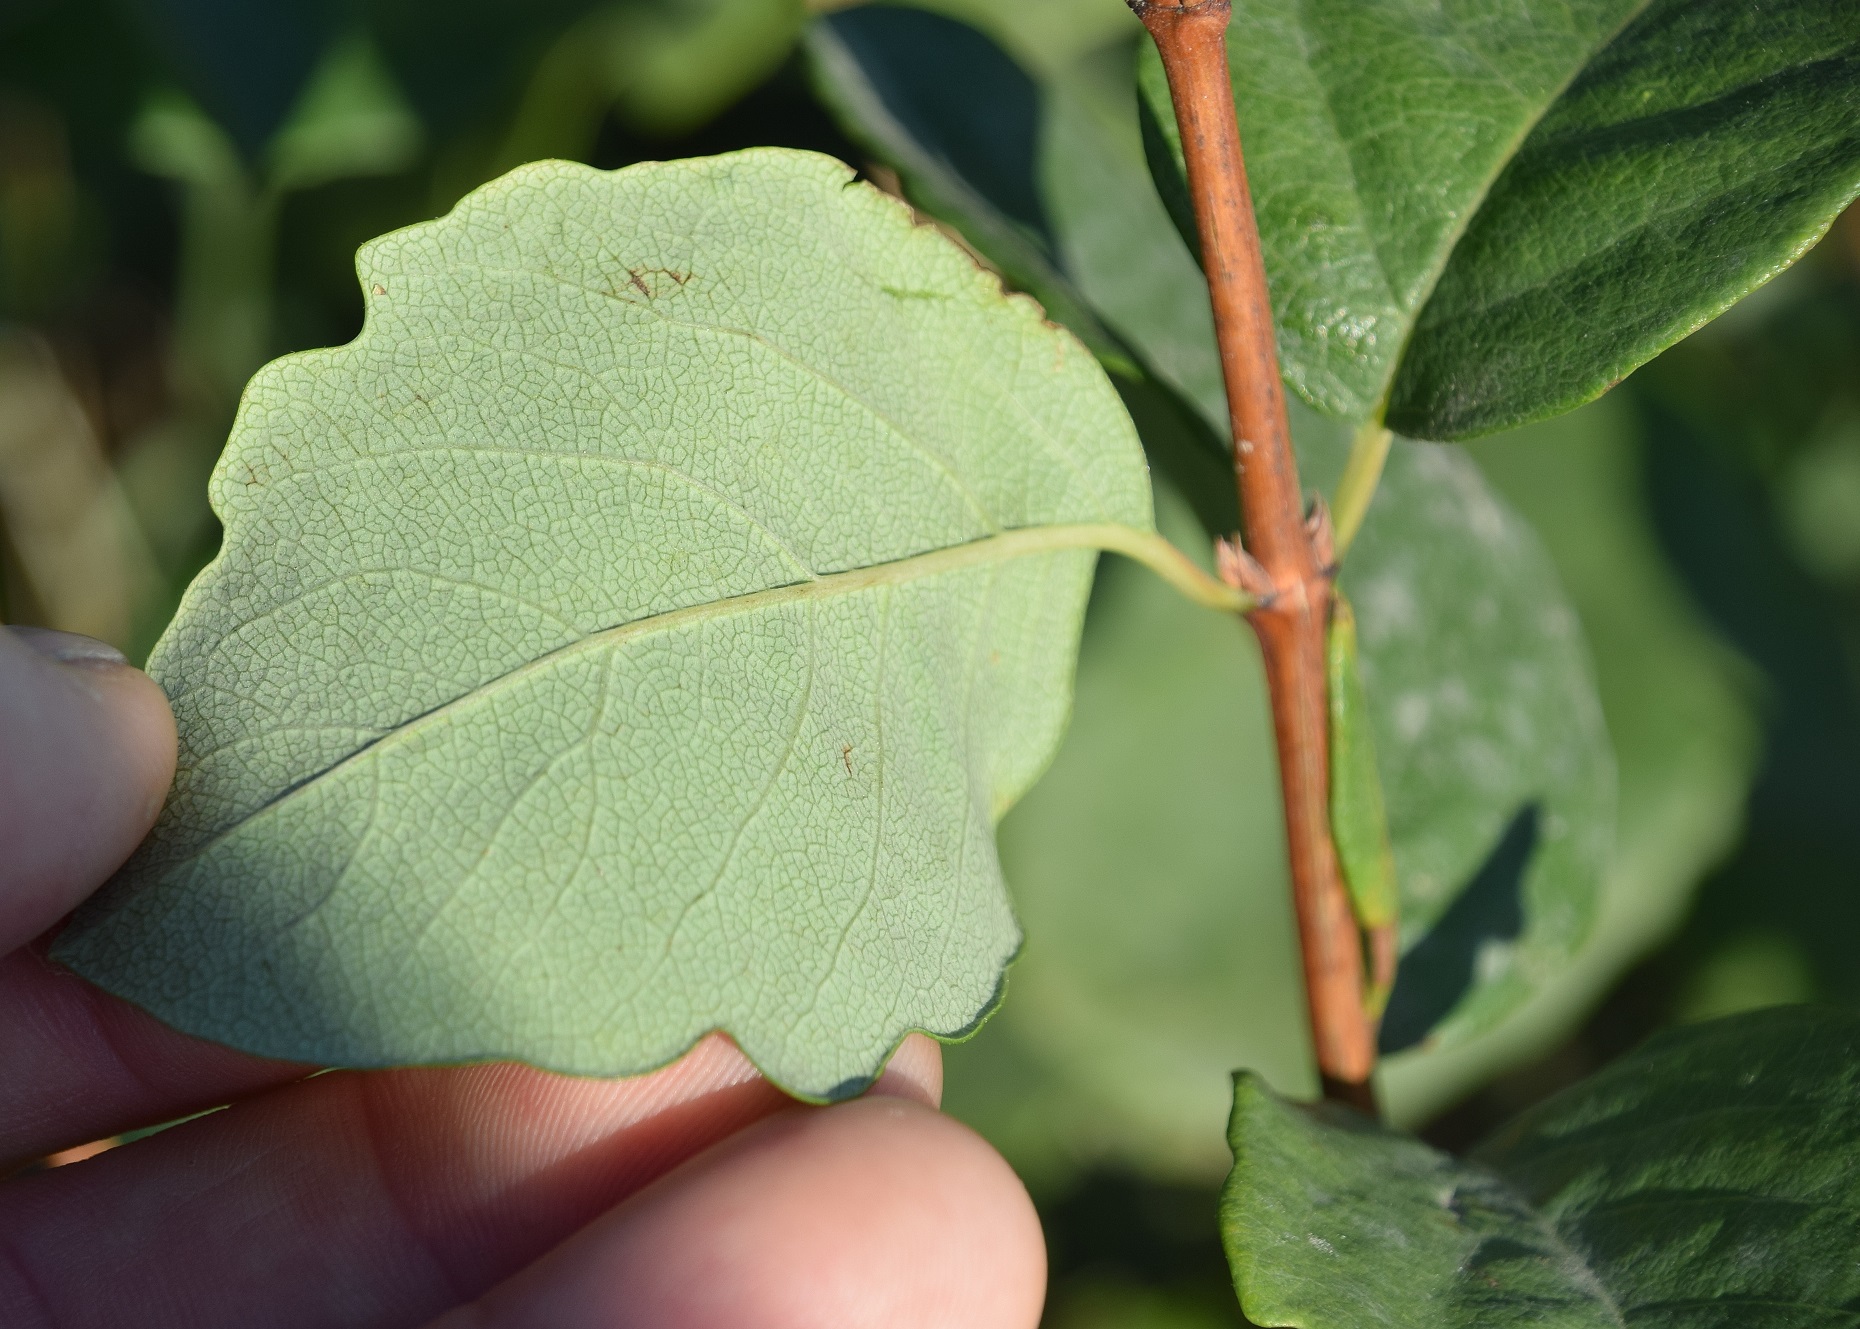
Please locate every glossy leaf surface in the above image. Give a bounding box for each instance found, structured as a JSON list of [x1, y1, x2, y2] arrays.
[[1139, 0, 1860, 437], [53, 150, 1154, 1099], [1224, 1006, 1860, 1324]]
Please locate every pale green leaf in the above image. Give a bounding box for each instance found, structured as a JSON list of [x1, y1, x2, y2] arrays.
[[948, 403, 1751, 1174], [948, 440, 1609, 1165], [52, 150, 1155, 1100], [1326, 592, 1398, 1018], [947, 412, 1749, 1173], [1224, 1007, 1860, 1324]]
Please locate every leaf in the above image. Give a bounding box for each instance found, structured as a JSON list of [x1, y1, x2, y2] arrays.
[[948, 406, 1745, 1180], [51, 150, 1156, 1100], [1348, 440, 1614, 1055], [1382, 396, 1758, 1123], [1222, 1006, 1860, 1324], [1036, 32, 1242, 517], [946, 408, 1752, 1176], [1139, 0, 1860, 438], [133, 0, 335, 160], [130, 91, 247, 193], [899, 0, 1137, 80], [1325, 596, 1396, 935]]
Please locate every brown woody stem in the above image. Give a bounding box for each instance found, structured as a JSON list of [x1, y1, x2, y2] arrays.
[[1130, 0, 1378, 1111]]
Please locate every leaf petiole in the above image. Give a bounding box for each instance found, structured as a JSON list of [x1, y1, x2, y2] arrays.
[[1095, 525, 1254, 615], [1329, 418, 1393, 562]]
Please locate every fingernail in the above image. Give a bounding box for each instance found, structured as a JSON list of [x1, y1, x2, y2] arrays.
[[8, 626, 129, 667]]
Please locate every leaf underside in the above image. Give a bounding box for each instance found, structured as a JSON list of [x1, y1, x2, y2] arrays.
[[52, 149, 1153, 1099], [1140, 0, 1860, 438], [1224, 1006, 1860, 1324]]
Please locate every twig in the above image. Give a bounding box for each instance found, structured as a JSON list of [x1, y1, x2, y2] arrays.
[[1129, 0, 1378, 1111]]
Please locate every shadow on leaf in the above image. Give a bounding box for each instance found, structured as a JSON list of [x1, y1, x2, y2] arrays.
[[1380, 803, 1541, 1055]]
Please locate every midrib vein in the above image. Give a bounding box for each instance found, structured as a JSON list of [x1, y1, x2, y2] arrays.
[[174, 522, 1239, 861]]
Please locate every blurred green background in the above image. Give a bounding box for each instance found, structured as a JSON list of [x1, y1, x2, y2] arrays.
[[4, 1, 1857, 1324]]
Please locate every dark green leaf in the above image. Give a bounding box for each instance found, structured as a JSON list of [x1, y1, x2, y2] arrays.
[[1139, 0, 1860, 438], [902, 0, 1137, 77], [805, 6, 1112, 361], [1224, 1006, 1860, 1324], [1391, 1, 1860, 437]]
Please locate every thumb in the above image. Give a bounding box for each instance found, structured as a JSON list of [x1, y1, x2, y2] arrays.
[[0, 626, 176, 954]]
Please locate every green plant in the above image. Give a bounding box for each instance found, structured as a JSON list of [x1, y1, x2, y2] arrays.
[[46, 0, 1860, 1318]]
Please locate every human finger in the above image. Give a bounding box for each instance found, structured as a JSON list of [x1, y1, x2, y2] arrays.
[[0, 945, 305, 1172], [0, 626, 175, 955], [0, 934, 940, 1171], [0, 1032, 942, 1328], [425, 1095, 1045, 1329]]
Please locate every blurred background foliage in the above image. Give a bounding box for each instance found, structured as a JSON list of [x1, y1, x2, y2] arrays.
[[2, 0, 1855, 1323]]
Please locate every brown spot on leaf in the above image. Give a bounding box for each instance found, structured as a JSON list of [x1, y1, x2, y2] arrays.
[[624, 267, 694, 300]]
